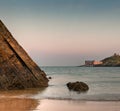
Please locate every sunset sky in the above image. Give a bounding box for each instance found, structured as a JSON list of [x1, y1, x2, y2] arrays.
[[0, 0, 120, 66]]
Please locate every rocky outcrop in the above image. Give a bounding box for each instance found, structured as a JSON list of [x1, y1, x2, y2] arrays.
[[66, 81, 89, 92], [101, 53, 120, 66], [0, 20, 48, 90]]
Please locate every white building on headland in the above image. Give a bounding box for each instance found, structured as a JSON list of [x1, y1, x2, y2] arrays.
[[85, 60, 102, 66]]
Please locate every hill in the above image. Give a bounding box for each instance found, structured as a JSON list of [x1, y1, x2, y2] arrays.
[[101, 53, 120, 66]]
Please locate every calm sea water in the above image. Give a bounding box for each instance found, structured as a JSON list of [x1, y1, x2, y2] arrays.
[[0, 67, 120, 101], [35, 66, 120, 101]]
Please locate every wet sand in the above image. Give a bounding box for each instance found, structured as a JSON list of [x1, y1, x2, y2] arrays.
[[37, 99, 120, 111], [0, 98, 120, 111], [0, 98, 38, 111], [0, 88, 120, 111], [0, 89, 40, 111]]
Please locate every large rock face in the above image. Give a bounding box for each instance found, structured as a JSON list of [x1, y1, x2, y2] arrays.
[[0, 20, 48, 90]]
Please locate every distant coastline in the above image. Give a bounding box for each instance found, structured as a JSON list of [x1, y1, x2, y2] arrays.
[[81, 53, 120, 67]]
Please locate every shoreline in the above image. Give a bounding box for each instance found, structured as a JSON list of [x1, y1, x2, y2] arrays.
[[40, 97, 120, 102], [38, 99, 120, 111], [0, 97, 120, 111]]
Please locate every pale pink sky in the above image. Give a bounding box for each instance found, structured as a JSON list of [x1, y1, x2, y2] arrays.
[[1, 0, 120, 66]]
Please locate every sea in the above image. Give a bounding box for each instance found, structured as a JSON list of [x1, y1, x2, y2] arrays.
[[0, 66, 120, 101], [35, 66, 120, 101]]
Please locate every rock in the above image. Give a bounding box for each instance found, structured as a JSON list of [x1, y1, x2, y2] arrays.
[[66, 81, 89, 92], [48, 77, 52, 79], [0, 20, 48, 90]]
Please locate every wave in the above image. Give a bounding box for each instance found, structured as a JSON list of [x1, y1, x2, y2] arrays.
[[40, 93, 120, 101], [43, 97, 120, 101]]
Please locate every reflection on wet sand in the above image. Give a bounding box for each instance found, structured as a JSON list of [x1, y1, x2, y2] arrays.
[[0, 88, 46, 97], [0, 88, 46, 111], [0, 98, 38, 111]]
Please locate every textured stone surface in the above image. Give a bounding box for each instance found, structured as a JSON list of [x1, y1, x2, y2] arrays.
[[0, 20, 48, 90], [66, 81, 89, 92]]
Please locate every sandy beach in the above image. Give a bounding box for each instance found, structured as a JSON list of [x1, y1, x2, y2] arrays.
[[37, 99, 120, 111], [0, 86, 119, 111], [0, 98, 38, 111], [0, 98, 120, 111]]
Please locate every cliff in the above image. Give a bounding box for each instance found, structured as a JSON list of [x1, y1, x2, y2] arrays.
[[0, 20, 48, 90]]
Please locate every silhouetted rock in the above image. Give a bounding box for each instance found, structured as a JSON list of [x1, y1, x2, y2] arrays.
[[0, 20, 48, 90], [66, 81, 89, 92]]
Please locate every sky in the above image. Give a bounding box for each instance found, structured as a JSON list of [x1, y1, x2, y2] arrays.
[[0, 0, 120, 66]]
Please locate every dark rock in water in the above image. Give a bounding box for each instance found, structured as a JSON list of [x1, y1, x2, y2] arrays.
[[0, 20, 48, 90], [66, 81, 89, 92], [48, 77, 52, 79]]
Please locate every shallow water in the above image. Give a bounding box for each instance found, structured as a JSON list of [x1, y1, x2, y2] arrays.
[[0, 67, 120, 111], [39, 66, 120, 101], [0, 67, 120, 101]]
